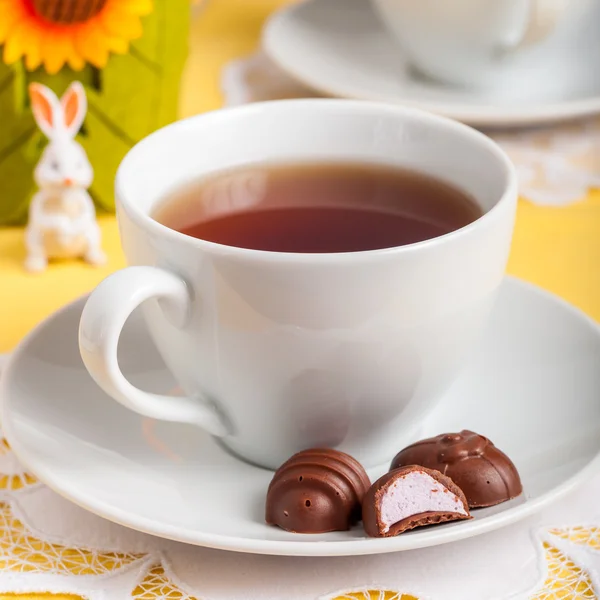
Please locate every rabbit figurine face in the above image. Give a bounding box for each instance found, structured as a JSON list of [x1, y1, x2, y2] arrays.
[[24, 82, 106, 273], [35, 138, 93, 190]]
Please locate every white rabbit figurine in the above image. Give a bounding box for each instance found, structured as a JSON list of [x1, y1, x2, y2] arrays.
[[25, 81, 106, 272]]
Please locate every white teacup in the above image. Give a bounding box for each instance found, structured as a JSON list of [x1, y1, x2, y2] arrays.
[[370, 0, 594, 89], [79, 100, 517, 470]]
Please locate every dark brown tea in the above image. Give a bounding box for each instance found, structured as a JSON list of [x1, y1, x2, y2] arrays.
[[153, 162, 482, 253]]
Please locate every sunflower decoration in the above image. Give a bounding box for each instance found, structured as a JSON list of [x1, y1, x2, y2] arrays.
[[0, 0, 154, 74]]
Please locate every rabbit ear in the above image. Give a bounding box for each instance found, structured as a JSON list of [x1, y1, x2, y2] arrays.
[[60, 81, 87, 138], [29, 83, 62, 139]]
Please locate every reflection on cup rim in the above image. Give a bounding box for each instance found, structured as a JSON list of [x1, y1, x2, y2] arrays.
[[115, 98, 518, 263]]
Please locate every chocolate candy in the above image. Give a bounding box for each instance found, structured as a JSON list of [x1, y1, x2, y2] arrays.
[[390, 430, 522, 508], [362, 465, 471, 537], [265, 448, 370, 534]]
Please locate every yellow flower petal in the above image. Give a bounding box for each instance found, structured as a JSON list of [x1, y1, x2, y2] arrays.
[[67, 52, 85, 71], [25, 52, 42, 71], [105, 35, 129, 54], [0, 1, 22, 44], [112, 0, 154, 16], [23, 26, 43, 71], [74, 25, 110, 68], [12, 18, 48, 71], [100, 6, 143, 39], [3, 21, 29, 64], [39, 32, 72, 75]]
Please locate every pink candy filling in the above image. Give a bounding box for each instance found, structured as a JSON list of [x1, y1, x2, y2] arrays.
[[379, 471, 467, 533]]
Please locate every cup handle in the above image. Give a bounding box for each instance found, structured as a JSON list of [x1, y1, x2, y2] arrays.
[[79, 266, 230, 437], [504, 0, 569, 49]]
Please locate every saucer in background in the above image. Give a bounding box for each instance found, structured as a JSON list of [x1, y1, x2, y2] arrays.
[[263, 0, 600, 127]]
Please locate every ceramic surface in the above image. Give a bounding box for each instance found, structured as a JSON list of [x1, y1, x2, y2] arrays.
[[3, 278, 600, 556], [263, 0, 600, 126], [370, 0, 591, 89], [79, 99, 516, 470]]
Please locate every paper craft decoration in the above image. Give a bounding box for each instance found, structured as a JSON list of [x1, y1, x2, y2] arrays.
[[0, 0, 190, 225]]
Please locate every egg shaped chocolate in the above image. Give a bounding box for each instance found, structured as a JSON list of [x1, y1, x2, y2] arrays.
[[390, 430, 522, 508], [266, 448, 370, 533]]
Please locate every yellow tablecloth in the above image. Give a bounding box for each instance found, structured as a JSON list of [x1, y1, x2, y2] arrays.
[[1, 0, 599, 353]]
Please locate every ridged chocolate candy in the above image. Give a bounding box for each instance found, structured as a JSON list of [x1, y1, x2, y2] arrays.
[[390, 430, 523, 508], [265, 448, 370, 533], [363, 465, 471, 537]]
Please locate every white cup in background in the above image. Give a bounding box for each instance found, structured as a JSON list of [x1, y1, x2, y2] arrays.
[[370, 0, 596, 89]]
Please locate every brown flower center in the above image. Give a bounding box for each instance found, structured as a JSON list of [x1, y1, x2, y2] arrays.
[[31, 0, 108, 24]]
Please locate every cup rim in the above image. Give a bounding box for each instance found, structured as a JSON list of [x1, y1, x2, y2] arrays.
[[115, 98, 518, 264]]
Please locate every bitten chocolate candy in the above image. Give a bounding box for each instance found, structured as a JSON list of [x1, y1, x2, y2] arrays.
[[265, 448, 370, 534], [390, 430, 523, 508], [362, 465, 471, 537]]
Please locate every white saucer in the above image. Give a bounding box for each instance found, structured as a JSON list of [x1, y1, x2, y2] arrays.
[[3, 278, 600, 556], [263, 0, 600, 127]]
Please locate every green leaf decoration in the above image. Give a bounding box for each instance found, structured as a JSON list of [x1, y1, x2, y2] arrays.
[[0, 0, 190, 225]]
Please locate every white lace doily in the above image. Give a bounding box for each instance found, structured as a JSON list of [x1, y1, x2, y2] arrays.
[[221, 51, 600, 207]]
